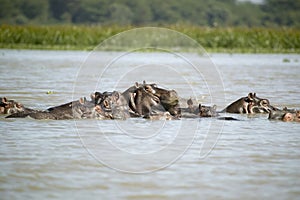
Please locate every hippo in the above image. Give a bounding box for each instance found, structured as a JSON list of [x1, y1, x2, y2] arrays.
[[221, 93, 275, 114], [143, 112, 174, 120], [1, 97, 37, 115], [133, 83, 160, 116], [127, 81, 182, 118], [121, 81, 166, 116], [199, 104, 219, 117], [180, 98, 239, 120], [1, 97, 24, 114], [97, 91, 130, 120], [181, 98, 218, 117], [6, 97, 101, 120], [269, 109, 300, 122], [140, 81, 181, 117]]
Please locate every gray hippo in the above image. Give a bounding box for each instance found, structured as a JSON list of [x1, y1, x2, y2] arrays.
[[6, 97, 101, 120], [199, 104, 219, 117], [97, 91, 131, 120], [181, 98, 218, 117]]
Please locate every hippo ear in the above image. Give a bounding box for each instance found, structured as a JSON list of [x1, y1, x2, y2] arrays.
[[79, 97, 86, 104], [253, 93, 256, 97], [2, 97, 7, 103], [112, 91, 119, 101], [198, 104, 202, 109], [143, 80, 146, 85], [248, 93, 254, 99], [187, 98, 193, 106], [135, 82, 139, 87], [213, 104, 217, 110], [16, 103, 23, 108], [90, 93, 95, 100]]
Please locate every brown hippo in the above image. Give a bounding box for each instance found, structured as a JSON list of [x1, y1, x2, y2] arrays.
[[122, 81, 180, 118], [134, 84, 160, 116], [269, 109, 300, 122], [221, 93, 276, 114], [140, 81, 181, 117], [1, 97, 37, 115]]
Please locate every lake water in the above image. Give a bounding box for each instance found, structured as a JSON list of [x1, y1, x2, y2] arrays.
[[0, 49, 300, 199]]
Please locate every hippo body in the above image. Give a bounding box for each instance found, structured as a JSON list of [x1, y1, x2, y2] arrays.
[[6, 98, 99, 120]]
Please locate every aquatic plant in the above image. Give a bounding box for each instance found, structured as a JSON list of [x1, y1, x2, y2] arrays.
[[0, 24, 299, 53]]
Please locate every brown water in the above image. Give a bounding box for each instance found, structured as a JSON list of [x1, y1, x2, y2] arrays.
[[0, 50, 300, 199]]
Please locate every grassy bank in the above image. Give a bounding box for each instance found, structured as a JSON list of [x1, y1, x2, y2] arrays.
[[0, 24, 299, 53]]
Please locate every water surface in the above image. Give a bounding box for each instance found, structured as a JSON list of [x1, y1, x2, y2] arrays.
[[0, 50, 299, 199]]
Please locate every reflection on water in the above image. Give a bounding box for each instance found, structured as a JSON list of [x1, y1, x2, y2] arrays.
[[0, 50, 300, 199]]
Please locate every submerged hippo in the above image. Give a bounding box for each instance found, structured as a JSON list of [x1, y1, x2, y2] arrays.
[[221, 93, 276, 114], [199, 104, 219, 117], [181, 98, 218, 117], [97, 91, 130, 120], [143, 112, 174, 120], [269, 109, 300, 122], [6, 97, 101, 120]]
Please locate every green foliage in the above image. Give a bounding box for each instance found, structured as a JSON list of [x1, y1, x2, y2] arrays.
[[0, 0, 299, 27], [1, 24, 299, 53]]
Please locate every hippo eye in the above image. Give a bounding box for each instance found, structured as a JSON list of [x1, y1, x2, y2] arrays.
[[261, 100, 269, 106], [16, 103, 23, 108], [145, 86, 152, 93]]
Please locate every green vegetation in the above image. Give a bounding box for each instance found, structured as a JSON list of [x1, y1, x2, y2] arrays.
[[0, 0, 299, 28], [1, 0, 299, 53], [1, 25, 299, 53]]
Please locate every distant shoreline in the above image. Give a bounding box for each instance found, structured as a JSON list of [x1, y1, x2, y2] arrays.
[[1, 25, 299, 53]]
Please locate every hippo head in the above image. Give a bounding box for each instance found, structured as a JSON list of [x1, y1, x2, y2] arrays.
[[140, 81, 180, 117], [199, 104, 218, 117], [283, 111, 300, 122], [247, 93, 273, 113], [0, 97, 25, 114], [97, 91, 129, 119]]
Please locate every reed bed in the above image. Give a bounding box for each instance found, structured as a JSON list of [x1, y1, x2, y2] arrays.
[[0, 24, 299, 53]]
